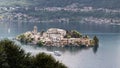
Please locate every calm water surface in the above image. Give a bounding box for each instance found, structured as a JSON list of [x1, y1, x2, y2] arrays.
[[0, 22, 120, 68]]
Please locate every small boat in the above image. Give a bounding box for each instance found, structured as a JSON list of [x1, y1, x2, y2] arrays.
[[54, 51, 61, 56], [8, 28, 11, 33]]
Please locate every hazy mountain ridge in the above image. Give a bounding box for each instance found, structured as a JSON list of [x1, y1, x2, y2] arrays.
[[0, 0, 120, 25], [0, 0, 120, 9], [0, 0, 29, 7]]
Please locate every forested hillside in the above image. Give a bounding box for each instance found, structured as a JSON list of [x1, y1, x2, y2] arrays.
[[0, 0, 120, 25], [0, 0, 120, 8]]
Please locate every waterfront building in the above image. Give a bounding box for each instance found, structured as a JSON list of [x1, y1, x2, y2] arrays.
[[43, 28, 67, 43]]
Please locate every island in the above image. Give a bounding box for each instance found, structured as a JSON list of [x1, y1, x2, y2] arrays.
[[16, 26, 99, 47]]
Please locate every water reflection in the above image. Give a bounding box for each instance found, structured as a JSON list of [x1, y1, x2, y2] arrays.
[[38, 45, 99, 54], [14, 40, 99, 54], [93, 44, 99, 54]]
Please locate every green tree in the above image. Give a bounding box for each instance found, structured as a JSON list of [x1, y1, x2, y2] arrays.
[[0, 39, 30, 68], [37, 40, 44, 46], [71, 30, 82, 38], [18, 34, 26, 43], [0, 45, 9, 68], [85, 35, 89, 39], [0, 39, 67, 68], [33, 53, 67, 68], [93, 36, 99, 45]]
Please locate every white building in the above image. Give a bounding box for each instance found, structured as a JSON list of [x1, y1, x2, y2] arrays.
[[48, 28, 66, 39], [46, 28, 66, 37]]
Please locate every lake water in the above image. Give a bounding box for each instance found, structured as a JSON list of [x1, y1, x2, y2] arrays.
[[0, 22, 120, 68]]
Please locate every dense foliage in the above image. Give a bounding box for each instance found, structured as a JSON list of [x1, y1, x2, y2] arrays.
[[37, 40, 44, 46], [0, 39, 67, 68], [64, 30, 82, 38], [93, 36, 99, 45]]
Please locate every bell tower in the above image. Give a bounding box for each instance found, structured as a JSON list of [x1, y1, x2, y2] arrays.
[[33, 26, 37, 35]]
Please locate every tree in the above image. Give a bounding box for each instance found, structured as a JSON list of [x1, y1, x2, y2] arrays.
[[40, 30, 45, 36], [0, 45, 9, 68], [37, 40, 44, 46], [18, 34, 26, 43], [0, 39, 30, 68], [71, 30, 82, 38], [93, 36, 99, 45], [85, 35, 89, 39], [33, 53, 67, 68], [64, 30, 82, 38], [0, 39, 67, 68]]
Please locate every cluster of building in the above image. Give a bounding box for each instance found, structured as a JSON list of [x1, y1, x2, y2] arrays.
[[17, 26, 94, 47], [34, 6, 93, 12]]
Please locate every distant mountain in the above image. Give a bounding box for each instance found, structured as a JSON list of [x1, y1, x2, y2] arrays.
[[0, 0, 120, 9], [0, 0, 30, 7], [0, 0, 120, 25], [28, 0, 120, 9]]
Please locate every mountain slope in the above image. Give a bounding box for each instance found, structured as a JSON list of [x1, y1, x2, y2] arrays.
[[0, 0, 29, 7], [28, 0, 120, 8], [0, 0, 120, 8]]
